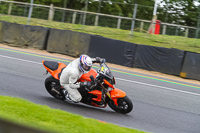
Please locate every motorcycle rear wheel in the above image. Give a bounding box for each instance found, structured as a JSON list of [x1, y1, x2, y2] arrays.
[[45, 76, 65, 100], [108, 96, 133, 114]]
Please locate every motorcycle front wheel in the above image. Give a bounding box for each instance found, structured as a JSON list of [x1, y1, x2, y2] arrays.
[[108, 96, 133, 114], [45, 76, 66, 100]]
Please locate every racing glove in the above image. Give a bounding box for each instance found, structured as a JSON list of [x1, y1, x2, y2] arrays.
[[95, 57, 106, 63], [80, 82, 92, 88]]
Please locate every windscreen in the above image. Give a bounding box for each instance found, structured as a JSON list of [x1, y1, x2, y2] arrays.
[[98, 63, 113, 79]]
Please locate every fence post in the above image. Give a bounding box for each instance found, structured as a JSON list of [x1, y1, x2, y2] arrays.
[[27, 0, 34, 25], [162, 24, 166, 35], [196, 28, 200, 38], [140, 21, 144, 32], [185, 28, 189, 37], [95, 0, 101, 26], [83, 0, 88, 25], [8, 3, 12, 15], [117, 18, 121, 29], [94, 15, 99, 26], [48, 4, 54, 21], [175, 26, 179, 35], [61, 0, 68, 22], [72, 11, 77, 24], [130, 4, 138, 35], [195, 13, 200, 38]]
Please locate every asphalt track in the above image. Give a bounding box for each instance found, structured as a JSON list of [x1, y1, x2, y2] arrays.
[[0, 46, 200, 133]]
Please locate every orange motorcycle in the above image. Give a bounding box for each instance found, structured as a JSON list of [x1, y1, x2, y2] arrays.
[[42, 60, 133, 114]]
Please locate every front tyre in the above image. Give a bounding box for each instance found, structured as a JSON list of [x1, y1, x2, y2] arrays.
[[108, 96, 133, 114], [45, 76, 65, 100]]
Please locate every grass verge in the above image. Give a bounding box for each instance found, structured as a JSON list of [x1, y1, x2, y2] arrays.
[[0, 95, 146, 133], [0, 15, 200, 53]]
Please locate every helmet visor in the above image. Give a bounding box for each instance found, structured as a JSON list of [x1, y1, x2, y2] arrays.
[[82, 64, 91, 71]]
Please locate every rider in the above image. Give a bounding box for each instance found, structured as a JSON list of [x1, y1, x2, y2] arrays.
[[60, 54, 105, 103]]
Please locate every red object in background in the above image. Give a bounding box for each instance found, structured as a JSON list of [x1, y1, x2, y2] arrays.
[[155, 20, 160, 34], [149, 20, 161, 34]]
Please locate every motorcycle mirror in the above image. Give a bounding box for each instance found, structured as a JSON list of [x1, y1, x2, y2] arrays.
[[90, 75, 95, 83]]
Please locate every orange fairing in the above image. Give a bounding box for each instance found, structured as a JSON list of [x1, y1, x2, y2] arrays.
[[110, 88, 126, 99], [109, 88, 126, 106], [104, 79, 114, 89], [78, 68, 97, 82], [103, 79, 126, 106], [88, 90, 102, 102], [42, 60, 66, 80]]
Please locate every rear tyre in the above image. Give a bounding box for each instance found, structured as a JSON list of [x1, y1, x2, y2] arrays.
[[45, 76, 65, 100], [108, 96, 133, 114]]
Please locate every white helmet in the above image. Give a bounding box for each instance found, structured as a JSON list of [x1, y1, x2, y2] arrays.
[[79, 55, 92, 73]]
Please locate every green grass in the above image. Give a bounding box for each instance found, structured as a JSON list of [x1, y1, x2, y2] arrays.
[[0, 15, 200, 53], [0, 95, 145, 133]]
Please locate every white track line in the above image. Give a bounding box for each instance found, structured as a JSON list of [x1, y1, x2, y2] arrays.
[[1, 54, 200, 96], [0, 55, 42, 65], [115, 77, 200, 96]]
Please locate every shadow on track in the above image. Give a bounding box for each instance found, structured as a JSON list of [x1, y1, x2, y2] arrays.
[[40, 96, 134, 117]]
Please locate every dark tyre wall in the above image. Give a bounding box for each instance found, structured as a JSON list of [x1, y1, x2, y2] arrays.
[[47, 28, 91, 57], [133, 45, 185, 76], [1, 21, 48, 49], [88, 35, 137, 67], [180, 52, 200, 80]]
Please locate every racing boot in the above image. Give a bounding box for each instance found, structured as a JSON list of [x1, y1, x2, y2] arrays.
[[62, 89, 78, 103]]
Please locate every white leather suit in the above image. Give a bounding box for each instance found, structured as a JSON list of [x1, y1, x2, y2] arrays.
[[60, 56, 104, 103], [60, 58, 83, 102]]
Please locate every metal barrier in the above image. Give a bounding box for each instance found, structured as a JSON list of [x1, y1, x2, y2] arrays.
[[0, 0, 199, 38]]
